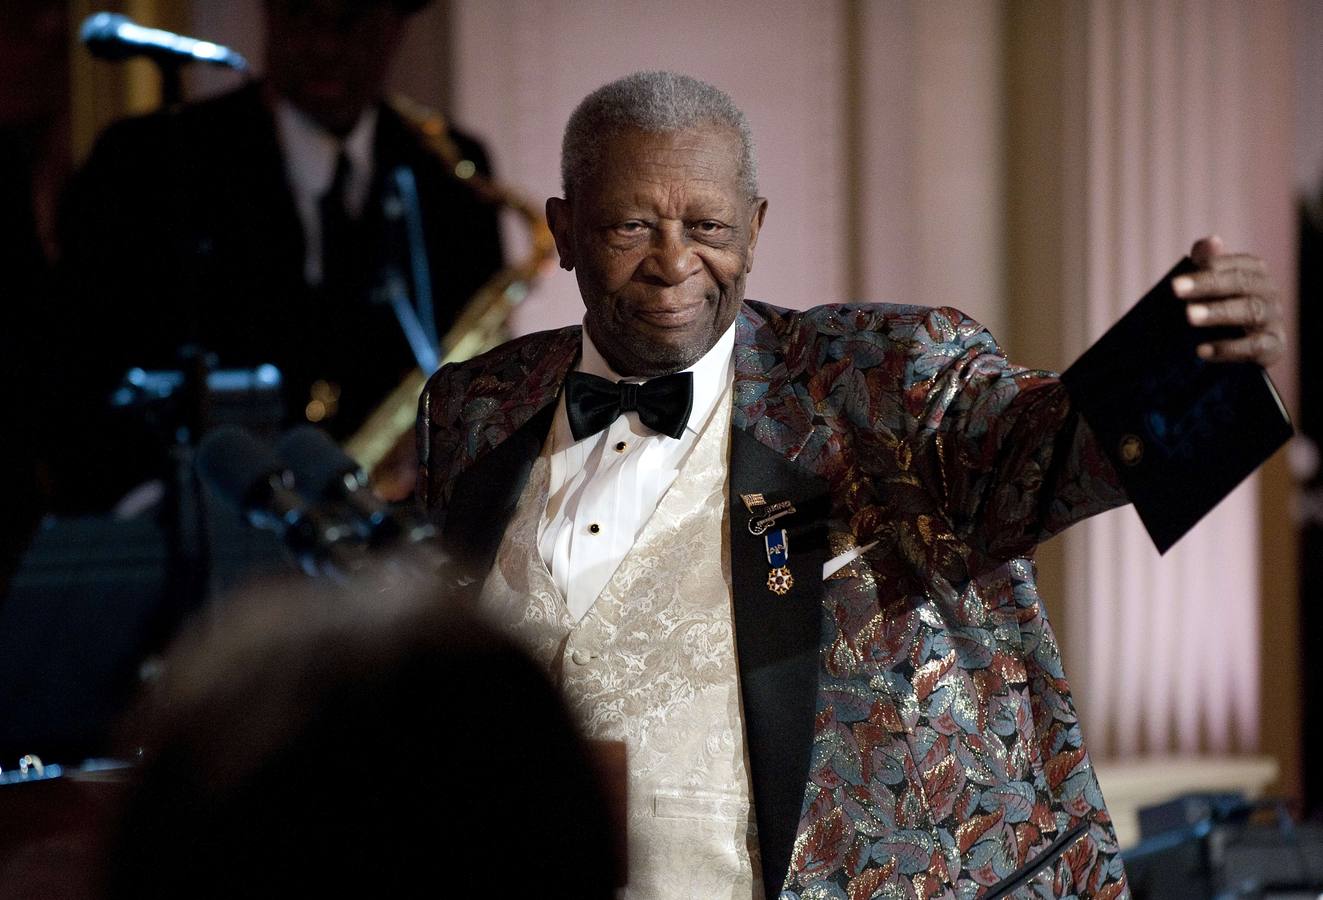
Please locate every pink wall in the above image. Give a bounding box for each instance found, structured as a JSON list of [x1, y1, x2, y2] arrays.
[[1055, 0, 1298, 758], [859, 0, 1007, 340]]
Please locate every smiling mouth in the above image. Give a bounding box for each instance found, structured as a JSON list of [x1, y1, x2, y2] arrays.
[[632, 304, 705, 329]]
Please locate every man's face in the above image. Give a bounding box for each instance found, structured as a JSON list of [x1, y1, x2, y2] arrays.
[[264, 0, 405, 135], [547, 126, 767, 377]]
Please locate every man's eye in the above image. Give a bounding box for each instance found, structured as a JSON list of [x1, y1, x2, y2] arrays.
[[613, 221, 647, 235], [693, 220, 728, 235]]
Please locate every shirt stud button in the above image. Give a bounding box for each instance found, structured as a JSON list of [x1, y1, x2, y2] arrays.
[[571, 649, 592, 665], [588, 523, 601, 534], [615, 440, 628, 452]]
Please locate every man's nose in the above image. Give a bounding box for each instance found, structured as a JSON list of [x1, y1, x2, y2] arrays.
[[646, 223, 703, 285]]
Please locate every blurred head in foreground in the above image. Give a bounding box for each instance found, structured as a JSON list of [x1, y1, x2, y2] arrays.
[[107, 570, 618, 898]]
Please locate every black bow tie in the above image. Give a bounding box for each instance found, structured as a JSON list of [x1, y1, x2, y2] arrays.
[[564, 371, 694, 441]]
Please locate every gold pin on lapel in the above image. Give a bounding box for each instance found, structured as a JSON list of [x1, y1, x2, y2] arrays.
[[740, 492, 766, 513]]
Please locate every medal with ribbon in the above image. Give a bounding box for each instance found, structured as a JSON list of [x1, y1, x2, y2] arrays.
[[742, 493, 796, 595], [764, 526, 793, 595]]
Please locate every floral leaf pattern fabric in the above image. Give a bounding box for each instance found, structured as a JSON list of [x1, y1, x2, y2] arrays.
[[419, 300, 1131, 899]]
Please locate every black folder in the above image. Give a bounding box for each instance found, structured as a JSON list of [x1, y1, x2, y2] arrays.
[[1060, 257, 1293, 553]]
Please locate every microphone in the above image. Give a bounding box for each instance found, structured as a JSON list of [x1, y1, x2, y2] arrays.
[[274, 427, 465, 597], [197, 426, 359, 576], [277, 426, 422, 546], [80, 12, 249, 71]]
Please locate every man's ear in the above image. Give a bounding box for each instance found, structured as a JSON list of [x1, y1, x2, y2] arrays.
[[546, 197, 575, 270], [744, 198, 768, 274]]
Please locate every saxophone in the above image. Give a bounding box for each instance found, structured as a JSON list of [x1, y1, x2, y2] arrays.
[[344, 95, 557, 496]]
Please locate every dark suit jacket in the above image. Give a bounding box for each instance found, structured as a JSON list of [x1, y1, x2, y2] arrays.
[[53, 82, 502, 506], [418, 300, 1132, 899]]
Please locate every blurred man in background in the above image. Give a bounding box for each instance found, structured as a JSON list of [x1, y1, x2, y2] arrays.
[[0, 0, 504, 766], [53, 0, 502, 510]]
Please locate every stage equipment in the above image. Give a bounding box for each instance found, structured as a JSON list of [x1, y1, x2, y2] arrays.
[[80, 12, 249, 106], [1123, 793, 1323, 899], [0, 361, 287, 762], [80, 12, 249, 70], [201, 425, 453, 588], [197, 426, 362, 579], [0, 757, 132, 897], [111, 357, 286, 610], [277, 425, 436, 547], [344, 97, 557, 489]]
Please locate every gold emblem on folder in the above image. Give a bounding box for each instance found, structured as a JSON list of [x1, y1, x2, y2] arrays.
[[1118, 434, 1144, 466]]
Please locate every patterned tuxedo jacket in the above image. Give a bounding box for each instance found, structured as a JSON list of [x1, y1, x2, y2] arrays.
[[417, 299, 1132, 900]]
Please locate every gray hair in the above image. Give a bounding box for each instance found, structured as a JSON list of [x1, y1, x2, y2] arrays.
[[560, 71, 759, 199]]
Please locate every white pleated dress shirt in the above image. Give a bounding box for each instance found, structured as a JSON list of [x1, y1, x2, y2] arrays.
[[539, 321, 737, 621], [272, 99, 377, 285]]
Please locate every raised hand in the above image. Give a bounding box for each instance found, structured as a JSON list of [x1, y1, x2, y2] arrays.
[[1174, 234, 1285, 367]]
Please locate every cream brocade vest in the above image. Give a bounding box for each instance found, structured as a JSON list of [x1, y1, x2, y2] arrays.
[[479, 393, 764, 900]]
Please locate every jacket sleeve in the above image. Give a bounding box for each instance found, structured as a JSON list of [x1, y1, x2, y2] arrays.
[[900, 307, 1127, 567]]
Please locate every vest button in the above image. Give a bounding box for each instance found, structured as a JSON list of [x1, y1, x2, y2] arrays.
[[570, 649, 592, 665]]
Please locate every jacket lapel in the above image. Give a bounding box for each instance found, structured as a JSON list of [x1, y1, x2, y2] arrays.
[[427, 327, 580, 570], [730, 303, 830, 898], [442, 401, 557, 575]]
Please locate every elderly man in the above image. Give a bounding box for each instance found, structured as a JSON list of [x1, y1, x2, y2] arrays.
[[418, 72, 1283, 899]]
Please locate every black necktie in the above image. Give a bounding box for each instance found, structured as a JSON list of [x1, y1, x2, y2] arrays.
[[318, 151, 353, 289], [564, 371, 694, 441]]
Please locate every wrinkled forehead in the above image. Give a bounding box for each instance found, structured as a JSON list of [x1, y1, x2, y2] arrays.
[[577, 125, 747, 203]]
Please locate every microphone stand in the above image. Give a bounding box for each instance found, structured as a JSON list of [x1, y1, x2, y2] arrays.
[[156, 58, 184, 109], [151, 348, 214, 654], [378, 166, 439, 373]]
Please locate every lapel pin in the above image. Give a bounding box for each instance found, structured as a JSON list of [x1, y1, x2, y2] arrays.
[[743, 494, 796, 535], [740, 492, 766, 513], [743, 493, 798, 594]]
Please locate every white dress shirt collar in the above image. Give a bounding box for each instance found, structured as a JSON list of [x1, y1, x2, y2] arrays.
[[273, 99, 377, 214], [273, 99, 378, 284]]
